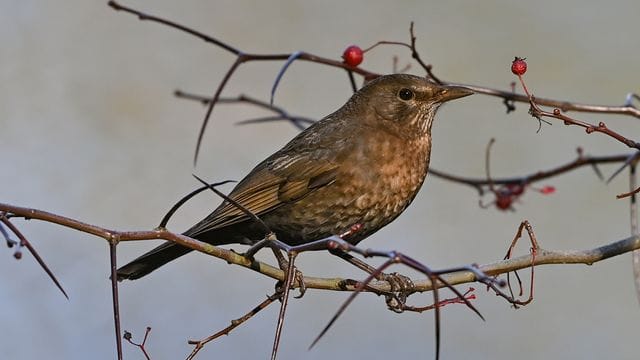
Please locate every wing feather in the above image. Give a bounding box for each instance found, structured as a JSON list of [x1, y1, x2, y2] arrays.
[[185, 156, 339, 237]]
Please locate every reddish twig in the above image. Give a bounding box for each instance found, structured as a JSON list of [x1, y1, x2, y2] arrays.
[[514, 70, 640, 150], [124, 327, 152, 360], [617, 186, 640, 199]]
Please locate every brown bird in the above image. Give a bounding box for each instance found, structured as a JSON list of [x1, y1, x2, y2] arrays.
[[116, 74, 472, 280]]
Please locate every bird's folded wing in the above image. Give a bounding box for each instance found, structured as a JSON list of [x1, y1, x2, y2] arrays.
[[185, 158, 338, 236]]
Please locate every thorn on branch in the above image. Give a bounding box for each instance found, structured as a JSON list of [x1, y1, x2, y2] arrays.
[[0, 213, 69, 299]]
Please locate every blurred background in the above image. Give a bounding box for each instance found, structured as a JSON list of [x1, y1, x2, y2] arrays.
[[2, 1, 639, 359]]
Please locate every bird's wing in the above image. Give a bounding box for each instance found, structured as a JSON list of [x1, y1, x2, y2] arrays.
[[185, 156, 339, 237]]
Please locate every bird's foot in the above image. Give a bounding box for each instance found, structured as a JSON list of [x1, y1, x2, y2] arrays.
[[293, 268, 307, 298], [274, 263, 307, 299], [381, 272, 415, 313]]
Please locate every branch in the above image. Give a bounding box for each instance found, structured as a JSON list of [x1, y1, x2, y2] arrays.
[[2, 202, 638, 294], [430, 153, 627, 193], [458, 83, 640, 119], [435, 234, 640, 289]]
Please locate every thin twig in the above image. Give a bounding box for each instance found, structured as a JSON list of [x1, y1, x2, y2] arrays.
[[430, 153, 629, 194], [271, 252, 298, 360], [109, 242, 123, 360], [457, 83, 640, 119], [0, 213, 68, 299], [174, 91, 315, 129], [124, 327, 152, 360], [629, 165, 640, 303], [514, 73, 640, 151], [186, 293, 281, 360]]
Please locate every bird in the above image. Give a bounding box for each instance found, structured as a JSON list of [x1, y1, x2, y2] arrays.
[[116, 74, 472, 280]]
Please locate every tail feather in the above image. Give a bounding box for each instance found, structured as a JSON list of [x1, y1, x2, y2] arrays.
[[116, 241, 192, 281]]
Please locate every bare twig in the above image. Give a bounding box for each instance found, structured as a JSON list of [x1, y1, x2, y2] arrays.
[[186, 293, 281, 360], [629, 165, 640, 303], [174, 91, 315, 130], [271, 252, 298, 360], [408, 22, 441, 84], [431, 153, 628, 195], [124, 327, 152, 360], [501, 221, 538, 308], [458, 83, 640, 119], [158, 179, 237, 228], [0, 213, 68, 299], [513, 72, 640, 150], [109, 242, 123, 360]]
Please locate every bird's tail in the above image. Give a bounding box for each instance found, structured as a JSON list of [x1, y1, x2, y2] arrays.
[[116, 241, 193, 281]]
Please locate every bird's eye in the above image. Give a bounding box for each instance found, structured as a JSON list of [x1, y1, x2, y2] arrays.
[[398, 88, 414, 101]]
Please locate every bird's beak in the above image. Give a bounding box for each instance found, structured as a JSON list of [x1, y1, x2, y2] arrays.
[[436, 85, 474, 102]]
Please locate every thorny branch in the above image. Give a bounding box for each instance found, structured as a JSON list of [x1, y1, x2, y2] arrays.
[[2, 202, 639, 293]]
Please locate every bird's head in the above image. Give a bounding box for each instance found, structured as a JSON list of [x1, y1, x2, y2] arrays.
[[350, 74, 473, 139]]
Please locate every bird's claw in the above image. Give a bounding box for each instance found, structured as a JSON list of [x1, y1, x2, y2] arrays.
[[382, 272, 415, 313], [274, 265, 306, 299], [293, 269, 307, 298]]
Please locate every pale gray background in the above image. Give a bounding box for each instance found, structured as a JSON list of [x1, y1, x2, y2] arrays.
[[2, 1, 639, 359]]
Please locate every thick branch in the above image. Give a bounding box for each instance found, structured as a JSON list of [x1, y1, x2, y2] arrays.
[[2, 202, 638, 293]]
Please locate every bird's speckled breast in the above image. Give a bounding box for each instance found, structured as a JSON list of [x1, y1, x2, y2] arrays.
[[266, 131, 432, 245]]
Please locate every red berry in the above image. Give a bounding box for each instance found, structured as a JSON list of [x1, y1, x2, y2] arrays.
[[342, 45, 363, 67], [511, 57, 527, 76], [495, 195, 512, 210]]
